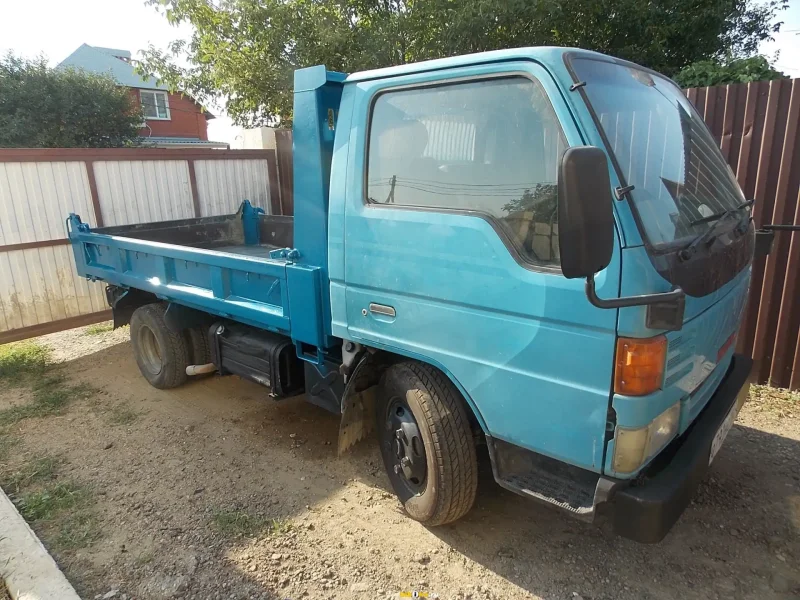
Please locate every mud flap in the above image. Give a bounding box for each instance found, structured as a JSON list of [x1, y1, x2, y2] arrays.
[[106, 286, 157, 329], [337, 352, 388, 456], [338, 386, 377, 456]]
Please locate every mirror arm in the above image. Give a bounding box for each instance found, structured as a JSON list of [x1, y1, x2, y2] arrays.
[[585, 274, 685, 309], [760, 224, 800, 231], [755, 225, 800, 258]]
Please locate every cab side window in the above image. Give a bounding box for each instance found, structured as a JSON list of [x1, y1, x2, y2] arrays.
[[367, 76, 567, 267]]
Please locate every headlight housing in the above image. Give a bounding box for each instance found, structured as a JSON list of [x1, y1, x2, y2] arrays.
[[612, 402, 680, 473]]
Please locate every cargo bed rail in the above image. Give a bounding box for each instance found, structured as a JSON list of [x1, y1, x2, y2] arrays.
[[67, 202, 328, 350]]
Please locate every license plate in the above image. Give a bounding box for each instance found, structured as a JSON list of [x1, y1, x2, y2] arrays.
[[709, 384, 749, 465]]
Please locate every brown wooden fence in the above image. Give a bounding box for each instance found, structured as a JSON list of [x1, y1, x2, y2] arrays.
[[269, 84, 800, 387], [275, 129, 294, 215], [686, 79, 800, 388]]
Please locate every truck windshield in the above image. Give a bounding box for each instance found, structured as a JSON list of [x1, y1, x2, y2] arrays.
[[570, 57, 747, 247]]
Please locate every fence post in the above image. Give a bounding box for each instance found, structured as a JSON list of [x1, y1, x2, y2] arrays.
[[265, 149, 282, 215], [84, 160, 104, 227], [187, 159, 202, 218]]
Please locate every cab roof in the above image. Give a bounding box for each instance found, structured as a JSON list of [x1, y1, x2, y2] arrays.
[[344, 47, 605, 83]]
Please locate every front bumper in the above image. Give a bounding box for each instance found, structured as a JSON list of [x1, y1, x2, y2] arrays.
[[599, 353, 752, 543], [486, 354, 752, 543]]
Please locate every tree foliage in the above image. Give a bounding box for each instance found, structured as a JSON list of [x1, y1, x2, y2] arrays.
[[0, 53, 143, 148], [674, 55, 787, 88], [139, 0, 788, 126]]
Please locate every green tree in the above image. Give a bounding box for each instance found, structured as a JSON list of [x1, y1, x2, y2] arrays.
[[0, 53, 143, 148], [139, 0, 788, 125], [674, 55, 787, 88]]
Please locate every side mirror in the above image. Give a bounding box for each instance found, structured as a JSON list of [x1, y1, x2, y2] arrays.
[[558, 146, 686, 330], [558, 146, 615, 279]]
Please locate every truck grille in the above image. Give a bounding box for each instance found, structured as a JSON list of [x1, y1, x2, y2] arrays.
[[665, 330, 696, 388]]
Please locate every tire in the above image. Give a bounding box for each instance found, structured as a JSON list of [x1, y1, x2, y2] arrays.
[[185, 326, 211, 366], [376, 361, 478, 526], [130, 303, 190, 389]]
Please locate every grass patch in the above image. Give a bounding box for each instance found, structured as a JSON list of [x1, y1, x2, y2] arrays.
[[210, 510, 292, 537], [0, 342, 50, 383], [84, 323, 113, 336], [0, 376, 96, 426], [54, 512, 100, 551], [16, 481, 88, 522], [107, 405, 140, 426], [0, 432, 16, 462], [1, 454, 60, 494]]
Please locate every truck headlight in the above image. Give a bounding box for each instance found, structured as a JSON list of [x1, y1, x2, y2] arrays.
[[612, 402, 680, 473]]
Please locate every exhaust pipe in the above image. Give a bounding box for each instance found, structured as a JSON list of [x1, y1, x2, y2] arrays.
[[186, 363, 216, 376]]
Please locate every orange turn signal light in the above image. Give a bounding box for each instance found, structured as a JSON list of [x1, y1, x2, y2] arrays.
[[614, 335, 667, 396]]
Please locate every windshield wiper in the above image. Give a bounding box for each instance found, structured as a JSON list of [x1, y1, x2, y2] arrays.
[[680, 200, 753, 262], [690, 199, 754, 227]]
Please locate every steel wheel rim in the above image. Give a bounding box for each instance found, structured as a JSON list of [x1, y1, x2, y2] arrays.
[[137, 325, 163, 376], [385, 396, 427, 494]]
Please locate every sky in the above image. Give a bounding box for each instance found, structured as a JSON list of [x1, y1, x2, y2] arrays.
[[1, 0, 798, 146]]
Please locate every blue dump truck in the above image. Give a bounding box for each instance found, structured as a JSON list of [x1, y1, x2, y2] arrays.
[[69, 47, 759, 543]]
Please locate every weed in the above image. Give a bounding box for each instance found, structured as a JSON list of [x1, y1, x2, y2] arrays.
[[267, 517, 293, 535], [84, 323, 113, 336], [750, 384, 799, 418], [0, 342, 49, 383], [0, 376, 96, 426], [107, 405, 140, 426], [2, 454, 60, 493], [210, 509, 292, 537], [16, 481, 88, 521], [135, 549, 155, 566], [54, 512, 100, 551]]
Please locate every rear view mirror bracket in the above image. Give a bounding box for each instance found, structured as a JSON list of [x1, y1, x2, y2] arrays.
[[755, 224, 800, 259], [585, 274, 686, 331]]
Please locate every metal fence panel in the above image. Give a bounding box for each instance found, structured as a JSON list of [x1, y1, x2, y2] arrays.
[[194, 158, 272, 216], [94, 160, 194, 226], [687, 78, 800, 388], [0, 148, 280, 343]]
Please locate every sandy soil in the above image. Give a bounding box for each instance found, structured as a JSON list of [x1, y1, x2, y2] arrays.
[[1, 325, 799, 600]]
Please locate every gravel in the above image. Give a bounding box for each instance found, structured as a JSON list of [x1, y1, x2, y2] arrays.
[[0, 325, 797, 600]]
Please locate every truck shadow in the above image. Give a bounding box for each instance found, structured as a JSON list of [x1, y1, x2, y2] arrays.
[[428, 424, 800, 599], [43, 338, 800, 600]]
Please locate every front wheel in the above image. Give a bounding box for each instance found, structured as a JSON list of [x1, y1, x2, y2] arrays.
[[376, 361, 478, 526]]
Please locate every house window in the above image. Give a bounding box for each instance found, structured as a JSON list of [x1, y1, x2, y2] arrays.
[[140, 90, 170, 120], [367, 76, 567, 267]]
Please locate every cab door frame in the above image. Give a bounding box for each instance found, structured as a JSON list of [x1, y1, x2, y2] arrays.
[[333, 59, 624, 473]]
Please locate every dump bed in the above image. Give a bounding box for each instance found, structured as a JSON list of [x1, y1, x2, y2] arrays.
[[67, 201, 325, 345]]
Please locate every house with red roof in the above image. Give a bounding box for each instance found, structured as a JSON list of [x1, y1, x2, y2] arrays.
[[59, 44, 227, 148]]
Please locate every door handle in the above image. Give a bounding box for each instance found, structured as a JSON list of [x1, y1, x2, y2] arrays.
[[368, 303, 396, 318]]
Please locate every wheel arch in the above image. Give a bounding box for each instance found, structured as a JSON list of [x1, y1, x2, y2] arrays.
[[106, 285, 159, 329], [338, 342, 489, 450]]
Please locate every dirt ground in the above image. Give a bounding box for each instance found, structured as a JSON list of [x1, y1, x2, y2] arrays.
[[1, 325, 799, 600]]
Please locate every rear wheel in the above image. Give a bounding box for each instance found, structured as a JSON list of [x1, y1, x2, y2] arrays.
[[130, 303, 190, 389], [376, 361, 478, 525], [185, 326, 211, 366]]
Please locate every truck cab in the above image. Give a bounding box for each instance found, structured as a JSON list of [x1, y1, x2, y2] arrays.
[[68, 47, 754, 543]]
